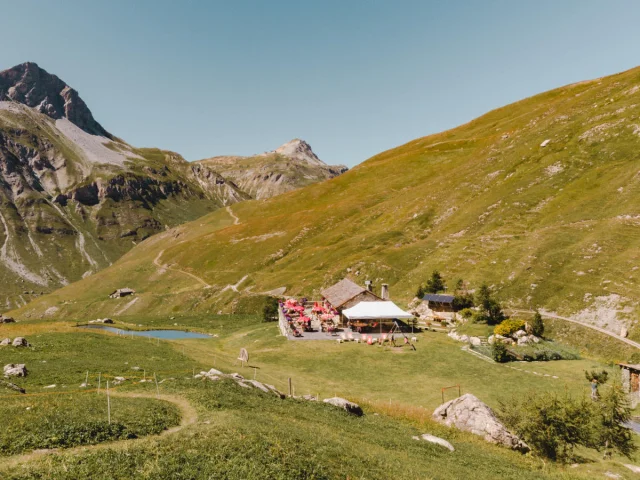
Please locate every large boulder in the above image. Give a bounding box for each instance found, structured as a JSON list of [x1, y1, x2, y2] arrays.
[[3, 364, 27, 377], [469, 337, 482, 346], [0, 316, 15, 323], [432, 394, 529, 452], [0, 338, 10, 346], [323, 397, 364, 416], [12, 337, 29, 347]]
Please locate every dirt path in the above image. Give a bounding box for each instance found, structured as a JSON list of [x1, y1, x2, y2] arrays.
[[511, 309, 640, 350], [153, 249, 211, 289], [0, 391, 198, 470], [226, 205, 240, 225]]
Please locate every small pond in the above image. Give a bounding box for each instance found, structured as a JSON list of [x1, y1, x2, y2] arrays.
[[79, 325, 211, 340]]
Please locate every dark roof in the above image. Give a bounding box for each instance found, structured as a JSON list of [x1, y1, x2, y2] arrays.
[[422, 294, 454, 303], [617, 363, 640, 371], [321, 279, 378, 308]]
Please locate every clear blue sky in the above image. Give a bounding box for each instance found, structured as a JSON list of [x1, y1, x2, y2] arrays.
[[1, 0, 639, 166]]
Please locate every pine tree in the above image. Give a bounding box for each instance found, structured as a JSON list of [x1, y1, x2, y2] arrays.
[[425, 270, 446, 294], [532, 310, 544, 337]]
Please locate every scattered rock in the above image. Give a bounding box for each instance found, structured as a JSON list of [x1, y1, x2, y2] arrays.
[[301, 394, 318, 401], [621, 327, 629, 338], [0, 338, 10, 346], [3, 364, 28, 377], [112, 376, 126, 385], [540, 139, 551, 147], [412, 433, 455, 451], [469, 337, 482, 346], [432, 394, 529, 452], [88, 318, 115, 324], [323, 397, 364, 416], [0, 379, 25, 394], [12, 337, 29, 347], [131, 366, 141, 371], [43, 384, 56, 389], [624, 464, 640, 474]]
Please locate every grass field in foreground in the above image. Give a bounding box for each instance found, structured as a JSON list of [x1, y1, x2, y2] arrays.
[[2, 378, 631, 480], [2, 315, 638, 478]]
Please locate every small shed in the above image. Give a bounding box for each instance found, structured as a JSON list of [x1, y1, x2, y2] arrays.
[[109, 288, 135, 299], [422, 294, 455, 312], [618, 363, 640, 407], [321, 279, 380, 312]]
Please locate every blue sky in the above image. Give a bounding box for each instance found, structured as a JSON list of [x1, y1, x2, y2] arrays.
[[1, 0, 639, 166]]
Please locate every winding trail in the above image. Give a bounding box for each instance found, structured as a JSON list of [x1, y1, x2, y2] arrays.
[[0, 392, 198, 470], [511, 309, 640, 350], [153, 249, 211, 288], [226, 205, 240, 225]]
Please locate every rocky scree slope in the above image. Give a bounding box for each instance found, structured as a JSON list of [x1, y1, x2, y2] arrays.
[[0, 62, 249, 306], [14, 66, 640, 339], [197, 138, 348, 199]]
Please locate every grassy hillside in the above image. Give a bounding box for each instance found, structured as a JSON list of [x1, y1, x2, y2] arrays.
[[11, 66, 640, 337], [0, 314, 634, 478]]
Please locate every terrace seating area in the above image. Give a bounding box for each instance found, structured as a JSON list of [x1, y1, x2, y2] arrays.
[[279, 299, 341, 339]]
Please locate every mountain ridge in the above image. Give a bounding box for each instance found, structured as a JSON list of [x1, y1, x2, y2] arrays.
[[13, 64, 640, 340], [0, 62, 344, 307]]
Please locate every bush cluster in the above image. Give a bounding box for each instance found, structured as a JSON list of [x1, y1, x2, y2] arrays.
[[500, 384, 635, 462], [494, 319, 525, 336]]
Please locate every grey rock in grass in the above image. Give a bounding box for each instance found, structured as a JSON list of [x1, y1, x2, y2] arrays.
[[0, 316, 15, 323], [432, 393, 529, 452], [469, 337, 482, 346], [112, 376, 126, 385], [12, 337, 29, 347], [0, 338, 10, 346], [323, 397, 364, 416], [3, 363, 27, 377], [412, 433, 455, 451]]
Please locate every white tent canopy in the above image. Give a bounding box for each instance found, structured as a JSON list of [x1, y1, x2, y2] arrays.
[[342, 301, 414, 320]]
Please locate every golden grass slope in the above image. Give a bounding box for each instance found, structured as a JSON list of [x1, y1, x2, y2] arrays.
[[12, 66, 640, 336]]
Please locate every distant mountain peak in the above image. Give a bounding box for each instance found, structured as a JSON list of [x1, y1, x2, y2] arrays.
[[258, 138, 325, 168], [0, 62, 110, 137]]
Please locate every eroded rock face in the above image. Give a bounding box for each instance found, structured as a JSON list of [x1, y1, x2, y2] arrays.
[[0, 62, 110, 137], [323, 397, 364, 416], [432, 394, 529, 452]]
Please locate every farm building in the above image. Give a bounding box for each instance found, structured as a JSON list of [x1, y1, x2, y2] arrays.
[[321, 279, 382, 313], [618, 363, 640, 407]]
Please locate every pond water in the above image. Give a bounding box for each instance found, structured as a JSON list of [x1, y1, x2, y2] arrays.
[[78, 325, 211, 340]]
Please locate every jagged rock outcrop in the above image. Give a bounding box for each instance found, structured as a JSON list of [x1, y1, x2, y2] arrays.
[[433, 394, 529, 452], [3, 363, 27, 377], [0, 62, 109, 137]]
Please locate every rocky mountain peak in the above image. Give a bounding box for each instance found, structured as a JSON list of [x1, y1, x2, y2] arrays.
[[270, 139, 326, 167], [0, 62, 110, 137]]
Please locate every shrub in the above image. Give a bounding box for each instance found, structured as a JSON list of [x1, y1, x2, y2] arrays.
[[494, 319, 525, 337], [262, 296, 279, 322], [500, 385, 636, 462], [459, 308, 474, 320], [452, 293, 474, 310], [491, 342, 510, 363]]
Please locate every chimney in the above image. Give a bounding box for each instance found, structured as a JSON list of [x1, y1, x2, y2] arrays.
[[365, 280, 373, 292], [381, 284, 389, 300]]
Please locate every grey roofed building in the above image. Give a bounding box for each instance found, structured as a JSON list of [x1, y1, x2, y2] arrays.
[[422, 294, 455, 304], [321, 278, 380, 310]]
